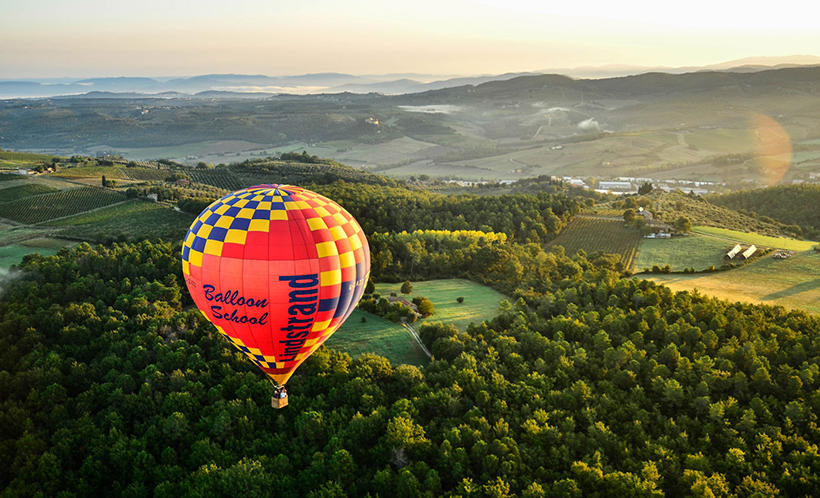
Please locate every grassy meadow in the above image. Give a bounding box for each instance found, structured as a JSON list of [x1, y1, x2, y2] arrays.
[[0, 238, 78, 271], [636, 234, 730, 272], [328, 309, 428, 366], [691, 226, 818, 252], [374, 279, 509, 332], [647, 250, 820, 315]]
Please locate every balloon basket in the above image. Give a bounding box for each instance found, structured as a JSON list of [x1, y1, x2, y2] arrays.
[[271, 395, 289, 409]]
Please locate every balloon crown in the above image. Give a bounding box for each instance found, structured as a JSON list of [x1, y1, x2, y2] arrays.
[[246, 184, 305, 196]]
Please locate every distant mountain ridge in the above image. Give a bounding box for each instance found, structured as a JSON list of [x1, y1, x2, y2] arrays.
[[2, 55, 819, 99]]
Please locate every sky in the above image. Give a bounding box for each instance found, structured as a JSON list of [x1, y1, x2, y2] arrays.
[[2, 0, 820, 78]]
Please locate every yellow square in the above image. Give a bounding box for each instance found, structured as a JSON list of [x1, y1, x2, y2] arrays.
[[249, 219, 270, 232], [271, 210, 288, 221], [304, 336, 321, 346], [188, 250, 203, 267], [308, 218, 328, 231], [215, 204, 230, 215], [295, 200, 311, 209], [329, 226, 347, 240], [215, 216, 233, 228], [314, 207, 330, 217], [332, 213, 347, 225], [258, 201, 272, 210], [339, 251, 355, 268], [225, 229, 248, 244], [182, 260, 190, 275], [247, 347, 261, 355], [204, 239, 223, 256], [237, 208, 255, 219], [351, 223, 361, 234], [284, 201, 300, 210], [270, 196, 283, 202], [349, 235, 363, 251], [321, 269, 341, 286], [252, 195, 265, 201], [316, 241, 338, 258], [234, 199, 248, 208], [197, 224, 213, 238], [185, 232, 196, 245]]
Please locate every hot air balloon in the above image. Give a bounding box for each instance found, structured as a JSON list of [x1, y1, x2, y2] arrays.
[[181, 184, 370, 407]]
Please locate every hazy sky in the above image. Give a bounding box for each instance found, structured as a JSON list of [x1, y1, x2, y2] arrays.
[[2, 0, 819, 78]]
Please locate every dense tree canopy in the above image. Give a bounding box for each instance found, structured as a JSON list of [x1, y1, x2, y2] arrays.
[[707, 184, 820, 240], [2, 233, 819, 497]]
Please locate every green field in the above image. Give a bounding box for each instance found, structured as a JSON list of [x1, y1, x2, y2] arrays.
[[636, 234, 731, 272], [328, 309, 428, 366], [328, 279, 508, 365], [374, 279, 509, 331], [0, 183, 60, 202], [0, 238, 77, 271], [547, 216, 642, 269], [647, 250, 820, 315], [692, 226, 818, 252], [49, 200, 194, 243], [0, 187, 125, 225]]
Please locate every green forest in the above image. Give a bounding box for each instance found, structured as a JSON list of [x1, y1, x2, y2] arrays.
[[707, 184, 820, 240], [2, 167, 820, 497]]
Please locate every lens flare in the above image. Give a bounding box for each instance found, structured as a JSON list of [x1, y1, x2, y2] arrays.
[[750, 114, 791, 186]]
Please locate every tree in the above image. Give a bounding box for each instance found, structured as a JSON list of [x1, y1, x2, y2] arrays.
[[400, 281, 413, 295], [456, 297, 464, 304], [638, 182, 653, 195], [416, 298, 434, 317], [102, 175, 107, 187], [623, 209, 636, 223], [674, 216, 692, 233]]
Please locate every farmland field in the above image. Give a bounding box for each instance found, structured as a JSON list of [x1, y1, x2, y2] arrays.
[[54, 166, 126, 179], [120, 168, 171, 182], [636, 235, 731, 272], [374, 279, 509, 332], [0, 183, 60, 202], [547, 216, 643, 269], [328, 309, 428, 366], [0, 188, 125, 224], [692, 226, 818, 252], [647, 250, 820, 315], [188, 170, 246, 191], [49, 200, 194, 243]]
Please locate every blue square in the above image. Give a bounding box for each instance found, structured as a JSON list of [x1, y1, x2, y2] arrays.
[[192, 220, 203, 232], [182, 245, 190, 260], [244, 200, 260, 209], [230, 218, 251, 230], [271, 202, 286, 211], [252, 210, 271, 220], [210, 227, 228, 242], [205, 213, 221, 226], [192, 236, 207, 252], [225, 206, 241, 217]]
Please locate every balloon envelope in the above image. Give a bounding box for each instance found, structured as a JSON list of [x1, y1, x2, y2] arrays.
[[181, 184, 370, 385]]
